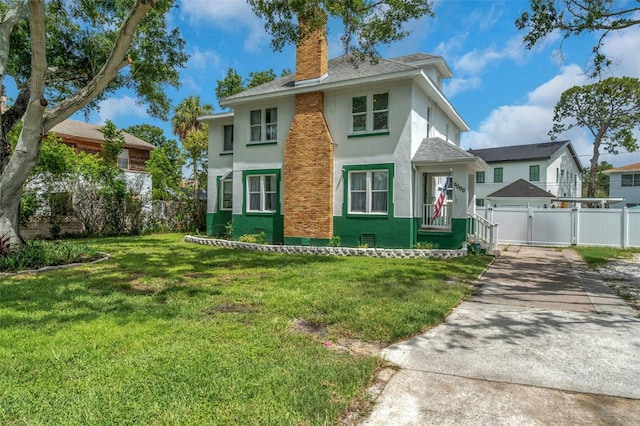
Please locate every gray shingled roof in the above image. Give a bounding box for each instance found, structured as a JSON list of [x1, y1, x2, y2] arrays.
[[413, 137, 478, 163], [223, 54, 425, 102], [469, 141, 570, 163], [49, 119, 154, 149], [487, 179, 555, 198]]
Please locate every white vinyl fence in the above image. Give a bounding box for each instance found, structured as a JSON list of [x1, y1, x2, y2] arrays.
[[477, 207, 640, 248]]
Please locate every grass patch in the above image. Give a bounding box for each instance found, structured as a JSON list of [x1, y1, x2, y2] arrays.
[[0, 234, 491, 424], [574, 246, 640, 268]]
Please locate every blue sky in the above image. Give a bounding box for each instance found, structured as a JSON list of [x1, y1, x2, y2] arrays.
[[85, 0, 640, 170]]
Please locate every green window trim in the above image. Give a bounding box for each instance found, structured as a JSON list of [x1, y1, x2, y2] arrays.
[[342, 163, 395, 218], [347, 131, 390, 139], [529, 165, 540, 181], [494, 167, 503, 183], [242, 169, 281, 215], [476, 171, 485, 183], [246, 141, 278, 147]]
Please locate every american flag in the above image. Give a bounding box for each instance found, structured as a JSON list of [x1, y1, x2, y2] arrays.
[[432, 177, 450, 221]]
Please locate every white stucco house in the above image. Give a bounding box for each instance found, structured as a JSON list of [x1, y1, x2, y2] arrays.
[[604, 162, 640, 207], [200, 24, 487, 249], [468, 141, 583, 208]]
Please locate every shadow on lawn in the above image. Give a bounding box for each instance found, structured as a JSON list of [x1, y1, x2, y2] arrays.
[[0, 240, 343, 330]]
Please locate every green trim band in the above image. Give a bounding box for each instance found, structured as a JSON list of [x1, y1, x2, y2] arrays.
[[220, 151, 233, 156]]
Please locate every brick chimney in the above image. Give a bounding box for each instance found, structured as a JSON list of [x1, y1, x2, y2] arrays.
[[283, 17, 334, 244], [294, 17, 328, 84]]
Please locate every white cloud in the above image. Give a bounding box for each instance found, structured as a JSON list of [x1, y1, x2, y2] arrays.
[[444, 76, 481, 98], [454, 36, 525, 76], [526, 64, 588, 107], [188, 47, 221, 72], [462, 63, 640, 167], [179, 0, 267, 52], [601, 24, 640, 78], [98, 96, 147, 124]]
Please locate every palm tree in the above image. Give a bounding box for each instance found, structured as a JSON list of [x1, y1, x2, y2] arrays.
[[171, 96, 213, 228]]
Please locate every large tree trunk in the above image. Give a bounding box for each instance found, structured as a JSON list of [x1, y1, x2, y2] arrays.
[[587, 134, 603, 199]]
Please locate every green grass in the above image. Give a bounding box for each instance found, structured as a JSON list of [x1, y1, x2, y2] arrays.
[[0, 234, 491, 425], [574, 246, 640, 268]]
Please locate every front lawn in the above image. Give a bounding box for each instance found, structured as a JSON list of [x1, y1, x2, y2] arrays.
[[0, 234, 491, 424]]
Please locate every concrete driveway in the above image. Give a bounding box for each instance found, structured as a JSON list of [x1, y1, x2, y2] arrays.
[[360, 246, 640, 425]]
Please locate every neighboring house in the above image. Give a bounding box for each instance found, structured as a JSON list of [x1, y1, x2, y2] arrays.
[[21, 119, 153, 238], [469, 141, 583, 208], [603, 162, 640, 207], [200, 24, 487, 249]]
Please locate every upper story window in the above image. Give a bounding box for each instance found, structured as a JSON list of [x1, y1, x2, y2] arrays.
[[621, 173, 640, 187], [223, 125, 234, 152], [351, 93, 388, 134], [530, 165, 540, 181], [247, 174, 277, 212], [349, 170, 389, 214], [117, 149, 129, 169], [494, 167, 503, 183], [476, 171, 485, 183], [250, 108, 277, 143]]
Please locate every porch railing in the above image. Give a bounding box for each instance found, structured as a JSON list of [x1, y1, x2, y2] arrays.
[[467, 212, 498, 254], [422, 203, 452, 229]]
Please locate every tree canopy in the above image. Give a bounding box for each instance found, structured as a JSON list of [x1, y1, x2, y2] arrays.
[[215, 67, 292, 103], [550, 76, 640, 197], [248, 0, 435, 61], [516, 0, 640, 75], [0, 0, 187, 244]]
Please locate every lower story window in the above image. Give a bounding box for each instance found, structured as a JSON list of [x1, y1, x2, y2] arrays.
[[220, 179, 232, 211], [247, 174, 277, 212], [476, 198, 485, 207], [349, 170, 389, 214]]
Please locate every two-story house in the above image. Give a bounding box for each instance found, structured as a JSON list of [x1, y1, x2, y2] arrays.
[[21, 119, 153, 238], [201, 25, 487, 249], [603, 162, 640, 207], [469, 141, 583, 208]]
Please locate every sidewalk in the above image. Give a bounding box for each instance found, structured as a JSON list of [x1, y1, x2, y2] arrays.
[[360, 246, 640, 425]]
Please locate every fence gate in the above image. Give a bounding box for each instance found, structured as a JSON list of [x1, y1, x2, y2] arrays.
[[478, 207, 639, 248]]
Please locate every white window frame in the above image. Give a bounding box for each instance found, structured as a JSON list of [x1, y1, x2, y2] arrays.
[[348, 170, 389, 214], [246, 174, 277, 213], [220, 179, 233, 211], [350, 92, 389, 134], [117, 148, 129, 169], [249, 108, 277, 143]]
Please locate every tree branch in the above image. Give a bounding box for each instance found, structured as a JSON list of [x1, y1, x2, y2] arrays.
[[43, 0, 155, 130]]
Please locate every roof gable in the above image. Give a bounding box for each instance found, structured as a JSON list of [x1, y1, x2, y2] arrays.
[[49, 119, 154, 150], [487, 179, 555, 198]]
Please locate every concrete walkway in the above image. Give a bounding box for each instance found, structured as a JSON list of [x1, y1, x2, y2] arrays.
[[360, 246, 640, 425]]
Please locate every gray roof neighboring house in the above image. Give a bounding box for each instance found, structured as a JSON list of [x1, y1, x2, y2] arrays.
[[49, 119, 154, 150], [469, 141, 584, 172], [487, 179, 555, 198]]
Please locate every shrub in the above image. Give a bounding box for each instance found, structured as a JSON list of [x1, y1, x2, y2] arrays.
[[0, 240, 101, 273], [329, 236, 341, 247], [238, 232, 267, 245]]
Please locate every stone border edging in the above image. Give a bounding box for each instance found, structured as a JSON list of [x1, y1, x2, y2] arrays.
[[185, 236, 466, 259], [0, 252, 111, 277]]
